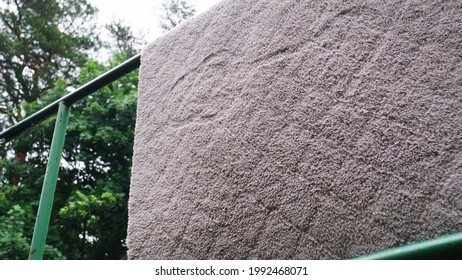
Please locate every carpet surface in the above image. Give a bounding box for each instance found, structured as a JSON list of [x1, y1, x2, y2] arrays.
[[128, 0, 462, 259]]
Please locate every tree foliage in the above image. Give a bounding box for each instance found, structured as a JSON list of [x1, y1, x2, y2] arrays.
[[0, 0, 100, 127], [105, 19, 145, 58], [0, 54, 138, 259], [0, 0, 140, 259], [159, 0, 196, 32], [55, 55, 137, 259]]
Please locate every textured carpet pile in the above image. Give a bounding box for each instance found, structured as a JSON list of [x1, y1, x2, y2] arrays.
[[128, 0, 462, 259]]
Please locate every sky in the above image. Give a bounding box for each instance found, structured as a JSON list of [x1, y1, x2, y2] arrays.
[[88, 0, 223, 43]]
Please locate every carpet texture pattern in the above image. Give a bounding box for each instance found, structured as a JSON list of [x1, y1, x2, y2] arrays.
[[128, 0, 462, 259]]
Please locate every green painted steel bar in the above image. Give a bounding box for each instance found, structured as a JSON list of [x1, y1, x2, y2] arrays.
[[29, 102, 70, 260], [0, 53, 140, 143], [353, 232, 462, 260]]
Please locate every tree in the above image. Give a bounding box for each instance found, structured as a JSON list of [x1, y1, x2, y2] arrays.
[[0, 0, 136, 260], [0, 0, 100, 128], [0, 193, 65, 259], [0, 54, 138, 259], [0, 0, 101, 190], [55, 55, 138, 259], [159, 0, 196, 32], [105, 19, 145, 58]]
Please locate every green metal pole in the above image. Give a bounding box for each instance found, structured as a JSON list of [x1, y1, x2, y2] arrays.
[[353, 231, 462, 260], [29, 102, 70, 260]]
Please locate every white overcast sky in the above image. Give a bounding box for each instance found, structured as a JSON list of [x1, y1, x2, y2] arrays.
[[88, 0, 223, 43]]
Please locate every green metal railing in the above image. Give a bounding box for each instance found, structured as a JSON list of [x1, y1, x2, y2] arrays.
[[1, 52, 461, 260], [353, 232, 462, 260], [0, 54, 140, 260]]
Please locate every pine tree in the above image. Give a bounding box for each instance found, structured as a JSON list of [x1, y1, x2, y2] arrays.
[[0, 0, 100, 128]]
